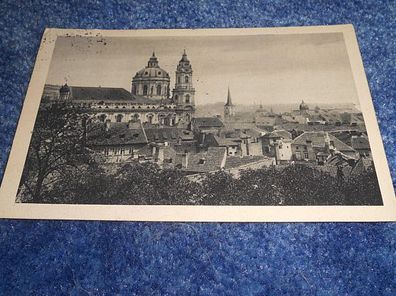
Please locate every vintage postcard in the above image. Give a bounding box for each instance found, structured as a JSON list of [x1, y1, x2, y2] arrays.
[[0, 25, 395, 221]]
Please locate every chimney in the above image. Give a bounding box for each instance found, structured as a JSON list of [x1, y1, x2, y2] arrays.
[[105, 119, 111, 131], [324, 132, 331, 152], [156, 145, 164, 163], [181, 152, 189, 168]]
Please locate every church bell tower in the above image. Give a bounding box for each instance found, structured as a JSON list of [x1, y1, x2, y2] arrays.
[[224, 87, 235, 120], [172, 50, 195, 108]]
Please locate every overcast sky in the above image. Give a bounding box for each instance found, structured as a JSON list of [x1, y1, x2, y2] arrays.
[[46, 32, 359, 106]]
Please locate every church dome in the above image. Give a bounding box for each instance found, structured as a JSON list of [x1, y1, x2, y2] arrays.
[[134, 67, 170, 79], [299, 100, 309, 111], [133, 52, 170, 79], [131, 52, 171, 100]]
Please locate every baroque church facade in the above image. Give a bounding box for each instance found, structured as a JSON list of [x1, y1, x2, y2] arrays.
[[53, 51, 195, 126]]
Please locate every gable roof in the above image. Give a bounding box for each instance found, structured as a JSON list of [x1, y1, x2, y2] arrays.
[[255, 116, 276, 126], [351, 136, 370, 150], [144, 128, 194, 143], [66, 86, 173, 105], [213, 136, 241, 147], [192, 117, 224, 128], [70, 86, 134, 101], [292, 132, 356, 152], [263, 129, 292, 140], [86, 121, 148, 146], [183, 147, 227, 173]]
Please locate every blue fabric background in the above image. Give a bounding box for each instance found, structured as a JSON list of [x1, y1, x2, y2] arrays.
[[0, 1, 395, 295]]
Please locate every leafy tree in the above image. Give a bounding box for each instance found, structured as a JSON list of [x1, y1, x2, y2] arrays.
[[18, 102, 98, 203]]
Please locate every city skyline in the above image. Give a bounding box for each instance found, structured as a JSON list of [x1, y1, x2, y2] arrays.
[[46, 32, 360, 106]]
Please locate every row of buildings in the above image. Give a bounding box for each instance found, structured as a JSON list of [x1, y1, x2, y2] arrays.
[[41, 52, 372, 176]]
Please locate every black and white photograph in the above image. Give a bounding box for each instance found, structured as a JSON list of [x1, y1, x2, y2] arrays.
[[0, 26, 395, 221]]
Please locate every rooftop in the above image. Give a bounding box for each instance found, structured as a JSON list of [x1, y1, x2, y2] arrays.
[[183, 147, 227, 173], [86, 121, 148, 146], [292, 132, 356, 152], [192, 117, 224, 128]]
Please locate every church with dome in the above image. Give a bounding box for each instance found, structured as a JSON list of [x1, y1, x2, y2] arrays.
[[47, 51, 196, 127]]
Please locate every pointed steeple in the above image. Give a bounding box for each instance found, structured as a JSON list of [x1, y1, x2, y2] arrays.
[[225, 87, 233, 106]]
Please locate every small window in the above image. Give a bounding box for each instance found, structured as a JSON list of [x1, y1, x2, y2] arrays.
[[185, 76, 189, 83], [145, 71, 148, 75], [116, 114, 123, 122], [143, 85, 148, 95], [185, 94, 190, 104], [156, 84, 161, 95], [158, 71, 161, 75]]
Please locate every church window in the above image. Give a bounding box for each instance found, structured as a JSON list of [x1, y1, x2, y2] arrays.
[[104, 148, 109, 156], [185, 94, 190, 103], [178, 76, 181, 84], [120, 148, 125, 155], [151, 86, 154, 95], [116, 114, 123, 122], [156, 84, 162, 95], [143, 85, 148, 95], [158, 71, 161, 75], [175, 95, 179, 102], [185, 76, 189, 83], [145, 71, 148, 75], [132, 85, 136, 95]]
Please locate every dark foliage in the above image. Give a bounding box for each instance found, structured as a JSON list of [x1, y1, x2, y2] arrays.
[[17, 102, 99, 203], [20, 159, 383, 206]]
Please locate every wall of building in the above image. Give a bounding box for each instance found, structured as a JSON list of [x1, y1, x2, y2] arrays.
[[275, 141, 292, 162]]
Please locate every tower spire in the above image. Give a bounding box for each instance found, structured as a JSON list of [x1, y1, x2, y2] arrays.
[[225, 87, 233, 106]]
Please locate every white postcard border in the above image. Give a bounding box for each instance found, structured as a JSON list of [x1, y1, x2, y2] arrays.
[[0, 24, 395, 222]]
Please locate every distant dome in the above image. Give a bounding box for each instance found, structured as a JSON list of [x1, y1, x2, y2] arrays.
[[299, 100, 309, 111], [60, 83, 70, 93]]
